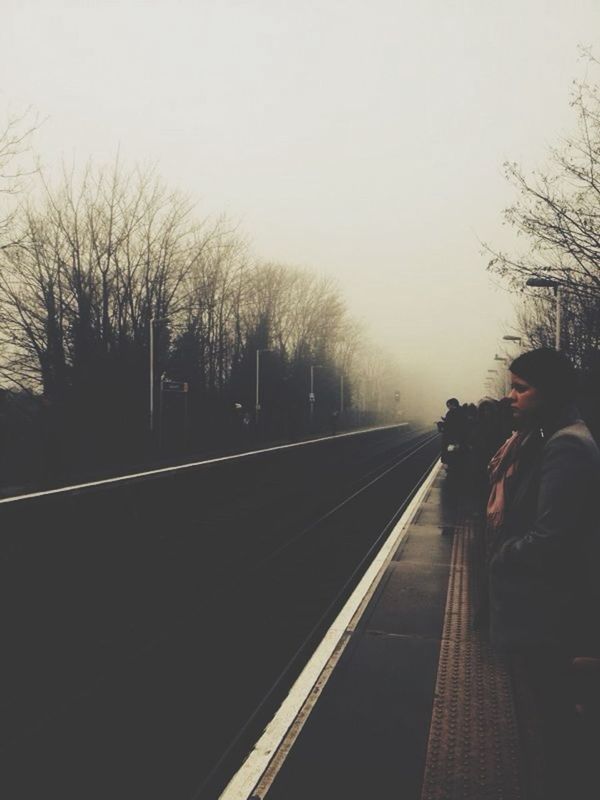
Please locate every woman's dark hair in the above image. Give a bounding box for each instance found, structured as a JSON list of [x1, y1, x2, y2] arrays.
[[510, 348, 577, 404]]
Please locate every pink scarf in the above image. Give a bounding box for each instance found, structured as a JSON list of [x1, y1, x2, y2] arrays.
[[486, 430, 529, 531]]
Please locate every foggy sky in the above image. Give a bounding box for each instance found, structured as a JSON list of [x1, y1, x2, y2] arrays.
[[3, 0, 599, 419]]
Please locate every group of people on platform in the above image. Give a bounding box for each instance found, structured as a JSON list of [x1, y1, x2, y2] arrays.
[[438, 395, 514, 498], [438, 348, 600, 800]]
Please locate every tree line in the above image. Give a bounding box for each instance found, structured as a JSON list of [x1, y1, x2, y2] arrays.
[[0, 153, 403, 488]]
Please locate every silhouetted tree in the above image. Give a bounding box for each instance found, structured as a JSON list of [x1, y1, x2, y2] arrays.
[[487, 66, 600, 368], [0, 162, 217, 463]]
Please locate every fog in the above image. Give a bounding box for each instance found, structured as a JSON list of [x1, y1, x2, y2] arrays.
[[2, 0, 599, 422]]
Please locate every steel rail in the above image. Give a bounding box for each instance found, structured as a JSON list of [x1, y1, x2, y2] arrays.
[[4, 431, 438, 746], [190, 448, 441, 800], [0, 423, 410, 506], [4, 430, 440, 787], [256, 430, 439, 569]]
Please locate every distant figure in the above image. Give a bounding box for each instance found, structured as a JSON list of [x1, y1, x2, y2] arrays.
[[469, 399, 510, 508], [439, 397, 466, 467], [466, 402, 478, 431], [485, 348, 600, 799]]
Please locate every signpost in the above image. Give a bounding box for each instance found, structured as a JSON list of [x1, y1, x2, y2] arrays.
[[161, 380, 189, 393], [159, 378, 189, 449]]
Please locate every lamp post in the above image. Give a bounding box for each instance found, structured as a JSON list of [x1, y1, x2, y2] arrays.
[[255, 348, 273, 427], [487, 368, 501, 397], [149, 314, 190, 445], [494, 354, 510, 395], [150, 315, 170, 436], [502, 337, 522, 393], [309, 364, 322, 427], [525, 278, 561, 350], [150, 316, 156, 434]]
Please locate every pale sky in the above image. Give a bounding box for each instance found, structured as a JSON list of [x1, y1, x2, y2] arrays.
[[2, 0, 600, 415]]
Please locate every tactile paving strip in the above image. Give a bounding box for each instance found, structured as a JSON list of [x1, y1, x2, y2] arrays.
[[420, 515, 523, 800]]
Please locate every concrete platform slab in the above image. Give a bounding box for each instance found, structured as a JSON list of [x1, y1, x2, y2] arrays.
[[252, 465, 457, 800], [364, 561, 451, 639], [264, 633, 440, 800], [392, 525, 454, 566], [238, 465, 527, 800]]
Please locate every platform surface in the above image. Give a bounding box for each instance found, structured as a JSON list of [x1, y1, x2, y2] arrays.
[[252, 469, 524, 800]]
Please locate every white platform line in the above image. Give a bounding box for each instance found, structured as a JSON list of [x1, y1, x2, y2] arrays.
[[218, 458, 442, 800], [0, 423, 410, 506]]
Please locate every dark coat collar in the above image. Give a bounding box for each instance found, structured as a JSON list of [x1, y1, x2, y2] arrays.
[[535, 402, 582, 441]]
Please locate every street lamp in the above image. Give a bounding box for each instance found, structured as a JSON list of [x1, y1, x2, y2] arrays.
[[255, 348, 274, 427], [494, 354, 510, 394], [502, 337, 522, 390], [485, 369, 503, 397], [150, 316, 157, 434], [150, 315, 196, 447], [486, 371, 499, 391], [525, 277, 561, 350], [150, 315, 170, 435], [309, 364, 323, 426], [310, 364, 322, 396]]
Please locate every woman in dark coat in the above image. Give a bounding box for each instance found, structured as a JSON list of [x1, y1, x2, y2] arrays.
[[486, 347, 600, 799]]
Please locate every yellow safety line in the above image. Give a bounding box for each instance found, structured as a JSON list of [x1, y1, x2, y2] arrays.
[[420, 507, 523, 800]]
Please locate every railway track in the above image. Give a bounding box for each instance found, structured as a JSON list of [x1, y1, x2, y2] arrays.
[[2, 425, 440, 800]]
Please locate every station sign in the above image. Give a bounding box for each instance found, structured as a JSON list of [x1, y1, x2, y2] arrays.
[[162, 380, 189, 393]]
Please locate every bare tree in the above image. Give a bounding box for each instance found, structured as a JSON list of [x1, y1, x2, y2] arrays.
[[0, 142, 400, 475], [0, 160, 227, 471], [242, 264, 347, 364], [168, 222, 249, 397], [0, 107, 38, 246], [486, 63, 600, 366], [0, 162, 214, 392]]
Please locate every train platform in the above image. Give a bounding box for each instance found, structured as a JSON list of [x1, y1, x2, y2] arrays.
[[221, 462, 526, 800]]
